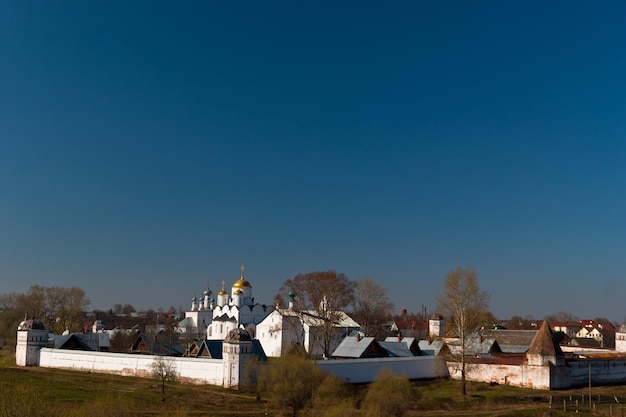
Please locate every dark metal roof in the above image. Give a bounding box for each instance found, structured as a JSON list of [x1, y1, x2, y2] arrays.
[[225, 328, 252, 342], [481, 329, 538, 353], [378, 341, 415, 357]]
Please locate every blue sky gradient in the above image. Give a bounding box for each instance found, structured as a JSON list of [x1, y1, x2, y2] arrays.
[[2, 1, 625, 321]]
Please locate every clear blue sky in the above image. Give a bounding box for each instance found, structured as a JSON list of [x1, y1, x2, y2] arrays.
[[2, 1, 625, 322]]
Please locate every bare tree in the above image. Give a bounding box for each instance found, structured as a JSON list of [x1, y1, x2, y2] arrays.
[[17, 285, 46, 320], [276, 270, 354, 358], [109, 329, 138, 353], [437, 266, 490, 396], [15, 286, 90, 333], [0, 294, 23, 347], [151, 355, 178, 401], [54, 287, 90, 333], [0, 292, 19, 311], [44, 287, 66, 328], [351, 277, 394, 338], [544, 311, 580, 322]]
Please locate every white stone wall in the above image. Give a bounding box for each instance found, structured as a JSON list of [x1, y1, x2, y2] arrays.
[[447, 361, 553, 390], [447, 358, 626, 390], [316, 356, 446, 383], [38, 349, 224, 385]]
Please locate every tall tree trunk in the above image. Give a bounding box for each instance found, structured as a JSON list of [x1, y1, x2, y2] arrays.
[[461, 361, 467, 396]]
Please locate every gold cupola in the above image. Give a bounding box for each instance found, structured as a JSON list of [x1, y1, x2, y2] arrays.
[[218, 280, 228, 295], [232, 264, 252, 289]]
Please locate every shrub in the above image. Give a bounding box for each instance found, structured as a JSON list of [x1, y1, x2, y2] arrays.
[[362, 368, 417, 417]]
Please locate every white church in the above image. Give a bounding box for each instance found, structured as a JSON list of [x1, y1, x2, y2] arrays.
[[177, 265, 275, 340], [206, 265, 274, 340]]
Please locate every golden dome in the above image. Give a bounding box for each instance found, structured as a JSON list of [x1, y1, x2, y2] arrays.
[[232, 277, 252, 289], [232, 264, 252, 288], [218, 280, 228, 295]]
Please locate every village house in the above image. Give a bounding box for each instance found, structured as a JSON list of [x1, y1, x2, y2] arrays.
[[550, 320, 616, 348], [390, 311, 445, 340]]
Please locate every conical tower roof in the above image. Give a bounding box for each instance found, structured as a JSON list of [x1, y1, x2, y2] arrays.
[[527, 321, 563, 356]]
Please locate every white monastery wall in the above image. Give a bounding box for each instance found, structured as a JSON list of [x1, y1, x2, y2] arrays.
[[38, 349, 223, 385], [316, 356, 446, 384], [451, 362, 553, 390], [455, 360, 626, 390]]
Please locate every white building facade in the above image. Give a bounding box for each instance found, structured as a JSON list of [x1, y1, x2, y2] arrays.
[[179, 286, 215, 338], [257, 308, 361, 358]]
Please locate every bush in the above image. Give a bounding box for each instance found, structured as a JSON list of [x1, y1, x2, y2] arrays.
[[258, 350, 327, 417], [307, 373, 354, 415], [362, 368, 417, 417]]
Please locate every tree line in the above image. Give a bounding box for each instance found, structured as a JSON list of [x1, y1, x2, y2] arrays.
[[0, 285, 90, 345]]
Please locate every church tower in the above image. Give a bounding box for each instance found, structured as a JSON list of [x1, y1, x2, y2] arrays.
[[16, 319, 50, 366], [222, 328, 255, 389], [217, 281, 229, 307], [526, 321, 564, 366]]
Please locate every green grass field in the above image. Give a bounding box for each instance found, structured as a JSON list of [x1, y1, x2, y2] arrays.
[[2, 347, 626, 417]]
